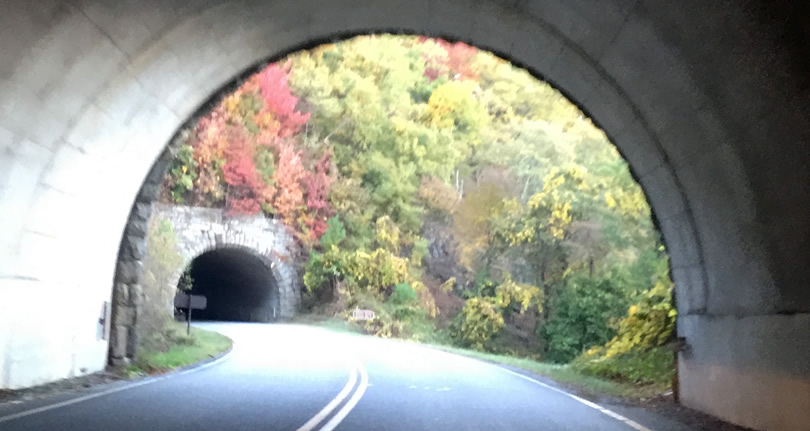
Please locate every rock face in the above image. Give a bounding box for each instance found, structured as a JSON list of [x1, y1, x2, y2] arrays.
[[422, 216, 469, 290], [108, 203, 299, 366]]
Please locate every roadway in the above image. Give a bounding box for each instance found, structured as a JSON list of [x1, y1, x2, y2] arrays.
[[0, 323, 711, 430]]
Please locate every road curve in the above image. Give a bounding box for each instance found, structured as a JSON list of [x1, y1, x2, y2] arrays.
[[0, 323, 697, 430]]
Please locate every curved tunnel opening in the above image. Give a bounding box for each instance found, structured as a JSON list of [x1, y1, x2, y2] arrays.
[[183, 248, 281, 322]]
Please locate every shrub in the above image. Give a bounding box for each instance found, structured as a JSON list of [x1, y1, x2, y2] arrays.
[[541, 275, 628, 363], [572, 346, 674, 387], [319, 216, 346, 249], [167, 144, 197, 203], [451, 297, 505, 350], [139, 218, 185, 352], [388, 282, 418, 305], [303, 246, 347, 293], [571, 276, 677, 386], [345, 248, 409, 294]]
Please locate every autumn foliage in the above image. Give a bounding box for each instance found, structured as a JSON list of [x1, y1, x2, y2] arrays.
[[164, 61, 327, 243], [162, 36, 668, 382], [258, 63, 310, 138]]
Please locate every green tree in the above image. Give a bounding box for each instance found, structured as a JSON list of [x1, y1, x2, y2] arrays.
[[542, 275, 629, 363]]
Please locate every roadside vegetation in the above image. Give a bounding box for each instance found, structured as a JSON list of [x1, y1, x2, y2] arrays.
[[134, 218, 232, 376], [127, 321, 232, 376], [153, 34, 677, 397]]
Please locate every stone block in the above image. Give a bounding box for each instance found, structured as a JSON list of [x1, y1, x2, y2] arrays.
[[126, 326, 138, 357], [115, 260, 143, 284], [113, 283, 129, 305], [125, 216, 149, 239], [133, 202, 153, 221], [122, 236, 147, 260], [112, 305, 134, 326], [109, 357, 131, 367], [109, 325, 129, 359], [128, 284, 143, 306]]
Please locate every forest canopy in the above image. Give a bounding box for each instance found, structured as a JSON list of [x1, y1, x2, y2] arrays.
[[160, 34, 674, 373]]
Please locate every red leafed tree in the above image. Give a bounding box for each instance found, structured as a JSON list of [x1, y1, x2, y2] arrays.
[[443, 40, 478, 80], [257, 63, 311, 138], [420, 38, 479, 81], [222, 127, 266, 215], [272, 141, 307, 225], [304, 152, 335, 240]]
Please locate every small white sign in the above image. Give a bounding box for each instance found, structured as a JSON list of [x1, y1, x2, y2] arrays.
[[351, 309, 376, 320]]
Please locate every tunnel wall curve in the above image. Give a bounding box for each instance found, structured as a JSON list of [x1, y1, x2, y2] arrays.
[[0, 1, 808, 429], [110, 203, 299, 364]]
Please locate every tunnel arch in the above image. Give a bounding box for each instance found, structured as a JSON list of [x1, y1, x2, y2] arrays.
[[1, 1, 808, 429], [157, 204, 301, 321], [181, 246, 283, 323]]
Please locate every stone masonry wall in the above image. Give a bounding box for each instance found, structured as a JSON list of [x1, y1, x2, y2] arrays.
[[151, 203, 300, 318], [109, 198, 299, 366]]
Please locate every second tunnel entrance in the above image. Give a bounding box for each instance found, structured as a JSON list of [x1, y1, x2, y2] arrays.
[[185, 247, 281, 322]]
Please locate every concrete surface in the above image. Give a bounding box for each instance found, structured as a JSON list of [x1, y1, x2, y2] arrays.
[[0, 323, 744, 431], [1, 1, 809, 429]]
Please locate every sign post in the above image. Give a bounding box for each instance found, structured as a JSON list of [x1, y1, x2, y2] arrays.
[[174, 292, 208, 335]]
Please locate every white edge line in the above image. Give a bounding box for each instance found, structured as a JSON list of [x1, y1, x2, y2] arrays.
[[499, 367, 654, 431], [296, 362, 359, 431], [318, 363, 368, 431], [0, 346, 233, 425]]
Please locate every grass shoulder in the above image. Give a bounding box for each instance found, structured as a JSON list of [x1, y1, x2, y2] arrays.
[[126, 321, 232, 376], [297, 313, 670, 401], [291, 314, 367, 335], [427, 344, 670, 400]]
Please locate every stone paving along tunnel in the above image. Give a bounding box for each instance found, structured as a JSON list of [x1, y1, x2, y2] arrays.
[[0, 1, 808, 430], [187, 248, 281, 322]]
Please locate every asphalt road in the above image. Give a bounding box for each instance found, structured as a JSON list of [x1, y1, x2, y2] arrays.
[[0, 323, 706, 430]]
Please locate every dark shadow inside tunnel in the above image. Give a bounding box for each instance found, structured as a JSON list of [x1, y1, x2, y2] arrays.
[[183, 248, 281, 322]]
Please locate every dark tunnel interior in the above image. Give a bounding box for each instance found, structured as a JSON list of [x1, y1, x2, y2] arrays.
[[184, 248, 280, 322]]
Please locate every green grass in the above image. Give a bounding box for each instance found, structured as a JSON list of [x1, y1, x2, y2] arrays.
[[571, 347, 675, 389], [290, 314, 366, 335], [427, 344, 669, 400], [298, 313, 669, 400], [129, 321, 232, 375]]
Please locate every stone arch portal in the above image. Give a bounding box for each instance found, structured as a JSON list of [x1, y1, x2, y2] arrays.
[[109, 204, 300, 366], [1, 1, 809, 430], [161, 204, 299, 321]]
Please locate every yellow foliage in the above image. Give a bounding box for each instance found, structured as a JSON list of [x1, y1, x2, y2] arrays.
[[440, 277, 456, 293], [581, 278, 677, 361], [375, 216, 401, 253], [452, 297, 505, 350], [549, 201, 572, 239], [605, 192, 617, 209], [418, 288, 439, 318], [494, 275, 543, 313], [428, 80, 479, 129], [346, 248, 409, 293]]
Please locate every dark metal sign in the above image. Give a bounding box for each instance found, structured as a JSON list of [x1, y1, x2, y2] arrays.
[[174, 292, 207, 334], [174, 292, 207, 310]]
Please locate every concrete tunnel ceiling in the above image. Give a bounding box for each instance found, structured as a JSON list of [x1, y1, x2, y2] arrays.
[[187, 248, 281, 322], [1, 1, 809, 430]]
